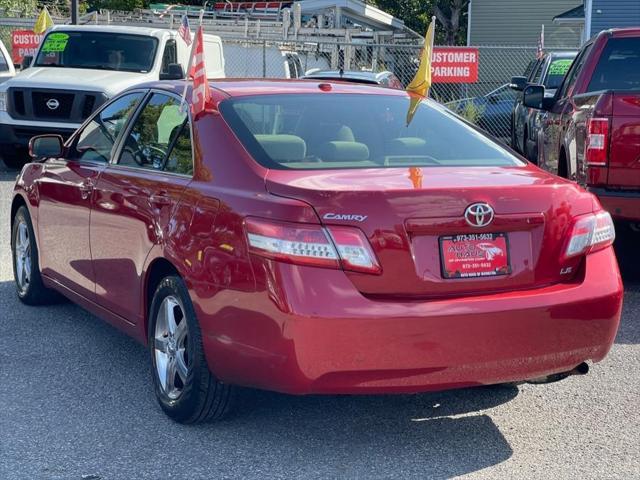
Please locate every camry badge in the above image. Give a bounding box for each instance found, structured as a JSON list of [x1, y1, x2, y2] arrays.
[[464, 203, 494, 228], [46, 98, 60, 110], [323, 213, 368, 222]]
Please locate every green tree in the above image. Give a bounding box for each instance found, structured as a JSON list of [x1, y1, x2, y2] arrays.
[[0, 0, 37, 16], [369, 0, 469, 45], [433, 0, 469, 46], [87, 0, 145, 11]]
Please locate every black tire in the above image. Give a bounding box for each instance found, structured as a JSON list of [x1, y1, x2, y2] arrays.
[[11, 206, 60, 305], [148, 275, 236, 423], [2, 148, 29, 170], [558, 152, 568, 179]]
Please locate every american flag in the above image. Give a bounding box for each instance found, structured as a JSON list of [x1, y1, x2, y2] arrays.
[[178, 14, 192, 46], [536, 24, 545, 60], [189, 26, 213, 119]]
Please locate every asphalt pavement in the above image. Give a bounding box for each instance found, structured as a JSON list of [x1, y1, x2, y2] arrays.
[[0, 163, 638, 480]]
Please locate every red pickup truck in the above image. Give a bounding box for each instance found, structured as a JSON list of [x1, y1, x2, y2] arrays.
[[524, 28, 640, 223]]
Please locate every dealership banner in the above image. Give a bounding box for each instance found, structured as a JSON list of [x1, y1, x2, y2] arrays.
[[11, 30, 44, 64], [432, 47, 479, 83]]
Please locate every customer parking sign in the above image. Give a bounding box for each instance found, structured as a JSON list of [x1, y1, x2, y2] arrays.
[[11, 30, 44, 64], [432, 47, 479, 83]]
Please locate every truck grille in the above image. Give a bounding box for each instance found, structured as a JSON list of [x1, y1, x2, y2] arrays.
[[32, 91, 75, 119], [7, 88, 107, 123], [12, 91, 25, 115]]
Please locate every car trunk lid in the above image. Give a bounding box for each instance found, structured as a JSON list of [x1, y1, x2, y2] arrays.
[[265, 165, 593, 298]]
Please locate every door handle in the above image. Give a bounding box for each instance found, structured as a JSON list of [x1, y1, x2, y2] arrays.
[[79, 179, 94, 200], [149, 193, 171, 206]]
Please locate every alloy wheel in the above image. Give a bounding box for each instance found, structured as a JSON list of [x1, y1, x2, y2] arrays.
[[14, 221, 31, 294], [154, 295, 189, 400]]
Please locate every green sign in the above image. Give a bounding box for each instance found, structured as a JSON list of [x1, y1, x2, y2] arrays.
[[548, 59, 573, 76], [41, 32, 69, 53]]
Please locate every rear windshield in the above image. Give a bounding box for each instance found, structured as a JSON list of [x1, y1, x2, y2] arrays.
[[545, 58, 573, 89], [219, 94, 521, 170], [34, 31, 158, 73], [587, 37, 640, 92]]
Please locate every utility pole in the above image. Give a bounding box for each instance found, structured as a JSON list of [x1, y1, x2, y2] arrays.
[[71, 0, 79, 24]]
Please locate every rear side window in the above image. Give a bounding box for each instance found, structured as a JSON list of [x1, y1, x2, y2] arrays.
[[558, 44, 592, 99], [587, 38, 640, 92], [219, 94, 522, 170], [119, 92, 192, 174]]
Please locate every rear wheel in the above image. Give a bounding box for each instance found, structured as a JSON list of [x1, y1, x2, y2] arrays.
[[149, 275, 236, 423], [11, 206, 59, 305]]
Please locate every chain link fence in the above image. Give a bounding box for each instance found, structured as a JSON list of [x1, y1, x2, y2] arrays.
[[219, 39, 555, 142], [0, 15, 567, 143]]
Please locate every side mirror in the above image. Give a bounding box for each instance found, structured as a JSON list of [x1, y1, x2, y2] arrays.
[[510, 76, 527, 91], [160, 63, 185, 81], [21, 55, 33, 70], [523, 84, 546, 109], [29, 135, 64, 159]]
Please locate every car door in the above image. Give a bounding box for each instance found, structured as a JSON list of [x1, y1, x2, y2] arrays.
[[90, 91, 193, 324], [541, 45, 592, 176], [36, 91, 145, 299]]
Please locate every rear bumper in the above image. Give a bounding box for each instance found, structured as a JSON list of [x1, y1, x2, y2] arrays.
[[589, 187, 640, 222], [197, 248, 623, 395]]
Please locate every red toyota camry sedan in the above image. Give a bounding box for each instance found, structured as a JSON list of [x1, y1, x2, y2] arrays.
[[11, 80, 623, 423]]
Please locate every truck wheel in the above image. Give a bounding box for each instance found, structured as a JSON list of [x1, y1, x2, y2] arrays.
[[558, 153, 568, 179], [2, 148, 29, 170], [149, 275, 236, 423]]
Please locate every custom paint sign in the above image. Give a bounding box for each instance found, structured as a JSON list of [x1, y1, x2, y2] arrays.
[[439, 233, 511, 278], [432, 47, 479, 83], [11, 30, 43, 64]]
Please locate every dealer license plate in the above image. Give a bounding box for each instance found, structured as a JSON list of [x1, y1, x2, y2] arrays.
[[439, 233, 511, 279]]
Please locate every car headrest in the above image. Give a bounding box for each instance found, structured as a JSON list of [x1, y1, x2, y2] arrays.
[[318, 141, 370, 162], [386, 137, 427, 154], [334, 125, 355, 142], [255, 134, 307, 162]]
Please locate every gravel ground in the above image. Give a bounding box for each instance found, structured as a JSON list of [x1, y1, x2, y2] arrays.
[[0, 164, 638, 480]]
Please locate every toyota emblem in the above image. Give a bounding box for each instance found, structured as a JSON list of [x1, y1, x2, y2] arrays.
[[46, 98, 60, 110], [464, 203, 494, 227]]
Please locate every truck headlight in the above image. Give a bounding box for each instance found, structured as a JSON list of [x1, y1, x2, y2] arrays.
[[0, 92, 6, 111]]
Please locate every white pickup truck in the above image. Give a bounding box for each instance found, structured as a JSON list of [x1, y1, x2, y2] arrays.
[[0, 39, 16, 85], [0, 24, 224, 168]]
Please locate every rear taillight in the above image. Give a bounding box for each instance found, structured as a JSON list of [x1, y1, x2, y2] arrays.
[[585, 118, 610, 166], [564, 211, 615, 259], [245, 218, 381, 274]]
